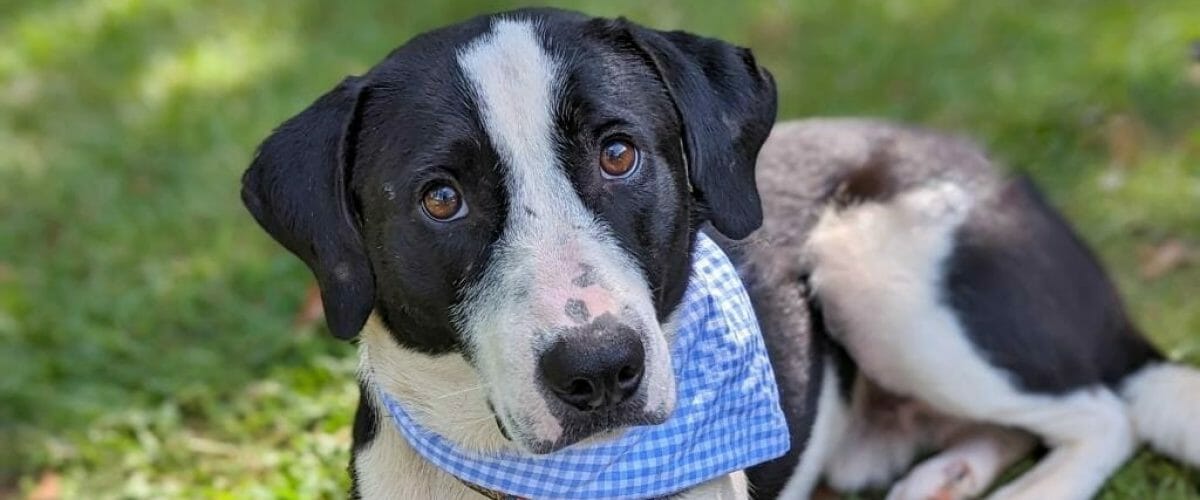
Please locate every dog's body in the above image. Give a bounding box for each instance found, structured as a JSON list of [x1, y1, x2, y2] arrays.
[[242, 8, 1199, 499], [755, 119, 1200, 499]]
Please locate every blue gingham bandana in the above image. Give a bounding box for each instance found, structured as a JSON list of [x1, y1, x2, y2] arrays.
[[381, 233, 789, 499]]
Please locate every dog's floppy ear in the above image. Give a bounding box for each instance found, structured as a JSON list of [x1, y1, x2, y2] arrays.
[[241, 76, 373, 340], [625, 23, 777, 239]]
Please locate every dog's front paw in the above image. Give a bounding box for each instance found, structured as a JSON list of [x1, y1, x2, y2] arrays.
[[886, 458, 977, 500]]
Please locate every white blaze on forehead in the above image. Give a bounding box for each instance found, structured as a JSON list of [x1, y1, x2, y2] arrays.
[[458, 19, 577, 224], [456, 18, 674, 447]]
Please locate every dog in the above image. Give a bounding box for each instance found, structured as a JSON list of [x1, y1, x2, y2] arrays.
[[241, 8, 826, 499], [241, 7, 1199, 498], [748, 118, 1200, 499]]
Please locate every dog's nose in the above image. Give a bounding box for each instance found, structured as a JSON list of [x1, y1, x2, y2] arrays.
[[539, 328, 645, 411]]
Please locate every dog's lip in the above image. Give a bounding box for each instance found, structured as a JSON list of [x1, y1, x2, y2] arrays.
[[494, 415, 511, 441], [487, 399, 513, 441], [520, 406, 673, 454]]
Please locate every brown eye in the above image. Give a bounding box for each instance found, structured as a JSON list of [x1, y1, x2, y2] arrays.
[[421, 183, 467, 221], [599, 139, 639, 178]]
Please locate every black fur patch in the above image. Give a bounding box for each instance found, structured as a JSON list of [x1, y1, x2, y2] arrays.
[[944, 177, 1162, 394], [572, 263, 598, 288], [564, 298, 591, 324], [830, 145, 899, 209], [349, 382, 378, 498]]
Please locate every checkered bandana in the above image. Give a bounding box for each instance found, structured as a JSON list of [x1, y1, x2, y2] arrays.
[[380, 232, 789, 499]]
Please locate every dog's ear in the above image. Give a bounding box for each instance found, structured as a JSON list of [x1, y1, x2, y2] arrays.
[[625, 23, 777, 239], [241, 76, 373, 340]]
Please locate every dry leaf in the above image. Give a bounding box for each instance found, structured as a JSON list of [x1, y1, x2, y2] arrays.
[[1138, 239, 1194, 280], [810, 485, 840, 500], [1104, 114, 1145, 169], [27, 471, 60, 500], [292, 283, 324, 330], [1189, 40, 1200, 86]]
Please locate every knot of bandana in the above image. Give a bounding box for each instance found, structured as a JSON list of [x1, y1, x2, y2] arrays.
[[380, 232, 789, 499]]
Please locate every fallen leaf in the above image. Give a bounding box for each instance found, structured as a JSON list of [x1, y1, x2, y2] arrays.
[[293, 283, 324, 330], [27, 471, 60, 500], [811, 484, 840, 500], [1104, 114, 1145, 168], [1138, 239, 1194, 280]]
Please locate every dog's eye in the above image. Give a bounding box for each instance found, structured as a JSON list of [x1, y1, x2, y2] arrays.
[[421, 183, 468, 222], [599, 139, 639, 179]]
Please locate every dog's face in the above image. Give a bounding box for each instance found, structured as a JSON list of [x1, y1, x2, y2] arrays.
[[242, 8, 776, 453]]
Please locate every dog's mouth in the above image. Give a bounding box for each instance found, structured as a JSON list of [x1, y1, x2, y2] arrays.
[[494, 398, 673, 454], [549, 406, 672, 452], [486, 400, 513, 441], [494, 414, 511, 441]]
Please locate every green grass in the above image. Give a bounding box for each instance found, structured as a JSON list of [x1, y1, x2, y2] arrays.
[[1, 0, 1197, 497]]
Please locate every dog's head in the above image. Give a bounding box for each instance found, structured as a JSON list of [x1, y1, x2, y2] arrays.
[[241, 8, 775, 453]]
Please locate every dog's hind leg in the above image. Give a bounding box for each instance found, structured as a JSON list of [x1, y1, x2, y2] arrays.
[[887, 425, 1035, 500], [984, 388, 1134, 500]]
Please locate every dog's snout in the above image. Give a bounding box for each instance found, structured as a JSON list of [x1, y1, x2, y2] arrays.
[[539, 326, 645, 412]]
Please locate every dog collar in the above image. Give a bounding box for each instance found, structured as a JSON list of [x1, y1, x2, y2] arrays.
[[380, 233, 789, 499]]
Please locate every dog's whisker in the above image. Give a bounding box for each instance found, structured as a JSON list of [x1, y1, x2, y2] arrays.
[[459, 414, 501, 424], [432, 384, 489, 399]]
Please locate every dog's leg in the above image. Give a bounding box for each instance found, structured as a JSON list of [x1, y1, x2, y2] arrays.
[[823, 374, 930, 492], [887, 425, 1035, 500], [984, 388, 1134, 500], [776, 359, 847, 499]]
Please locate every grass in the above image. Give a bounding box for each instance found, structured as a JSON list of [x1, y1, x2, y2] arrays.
[[1, 0, 1197, 497]]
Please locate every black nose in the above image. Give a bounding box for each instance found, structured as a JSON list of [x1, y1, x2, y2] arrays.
[[538, 327, 645, 412]]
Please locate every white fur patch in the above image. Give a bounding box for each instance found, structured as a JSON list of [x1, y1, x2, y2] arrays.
[[1121, 362, 1200, 466], [805, 182, 982, 413], [352, 411, 477, 500], [673, 471, 750, 500], [455, 17, 672, 450], [355, 317, 497, 498], [359, 317, 509, 452], [777, 359, 846, 499], [805, 181, 1136, 499]]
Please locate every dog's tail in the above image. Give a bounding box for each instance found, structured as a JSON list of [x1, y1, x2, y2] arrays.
[[1120, 362, 1200, 466]]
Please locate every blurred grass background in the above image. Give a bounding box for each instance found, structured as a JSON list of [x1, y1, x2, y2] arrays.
[[1, 0, 1197, 498]]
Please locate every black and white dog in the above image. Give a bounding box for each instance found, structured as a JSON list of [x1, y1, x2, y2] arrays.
[[750, 119, 1200, 499], [241, 8, 823, 499], [241, 7, 1200, 500]]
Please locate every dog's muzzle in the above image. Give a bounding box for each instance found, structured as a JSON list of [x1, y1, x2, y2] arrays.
[[538, 313, 645, 412]]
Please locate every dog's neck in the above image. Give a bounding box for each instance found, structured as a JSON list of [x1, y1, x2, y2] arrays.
[[359, 316, 512, 454]]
